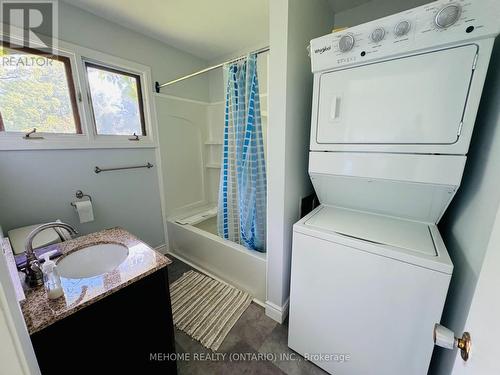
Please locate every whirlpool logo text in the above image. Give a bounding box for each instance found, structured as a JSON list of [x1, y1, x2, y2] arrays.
[[314, 45, 331, 54]]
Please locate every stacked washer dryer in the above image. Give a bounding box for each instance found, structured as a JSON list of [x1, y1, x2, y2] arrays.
[[288, 1, 500, 374]]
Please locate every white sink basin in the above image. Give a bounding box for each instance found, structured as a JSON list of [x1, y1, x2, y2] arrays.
[[57, 243, 129, 279]]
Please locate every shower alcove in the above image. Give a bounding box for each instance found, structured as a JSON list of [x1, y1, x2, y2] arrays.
[[157, 53, 269, 303]]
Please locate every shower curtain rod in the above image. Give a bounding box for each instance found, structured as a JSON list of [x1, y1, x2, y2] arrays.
[[154, 46, 270, 93]]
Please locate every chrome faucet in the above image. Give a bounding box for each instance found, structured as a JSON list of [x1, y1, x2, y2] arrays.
[[24, 222, 78, 287]]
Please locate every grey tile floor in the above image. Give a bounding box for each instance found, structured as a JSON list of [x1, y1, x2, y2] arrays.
[[167, 257, 328, 375]]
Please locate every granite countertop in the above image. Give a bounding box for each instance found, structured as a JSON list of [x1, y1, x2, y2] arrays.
[[20, 228, 171, 335]]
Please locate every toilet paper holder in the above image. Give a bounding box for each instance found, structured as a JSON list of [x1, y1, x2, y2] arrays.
[[70, 190, 92, 207]]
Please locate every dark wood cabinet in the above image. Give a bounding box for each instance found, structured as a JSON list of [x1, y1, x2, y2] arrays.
[[31, 268, 177, 374]]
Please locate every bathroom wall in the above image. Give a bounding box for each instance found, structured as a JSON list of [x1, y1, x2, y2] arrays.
[[333, 0, 429, 27], [204, 101, 225, 205], [266, 0, 334, 322], [430, 38, 500, 375], [57, 2, 210, 102], [0, 149, 166, 246], [0, 2, 210, 247], [155, 95, 211, 217]]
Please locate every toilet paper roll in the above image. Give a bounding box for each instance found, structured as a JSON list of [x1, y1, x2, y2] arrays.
[[74, 200, 94, 223]]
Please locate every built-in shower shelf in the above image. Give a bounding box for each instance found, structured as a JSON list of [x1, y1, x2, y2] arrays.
[[204, 140, 223, 145], [205, 163, 221, 169]]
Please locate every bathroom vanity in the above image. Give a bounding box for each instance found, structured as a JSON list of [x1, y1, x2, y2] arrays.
[[19, 228, 176, 374]]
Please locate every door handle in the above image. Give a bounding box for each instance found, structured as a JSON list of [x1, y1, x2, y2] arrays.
[[434, 324, 472, 361]]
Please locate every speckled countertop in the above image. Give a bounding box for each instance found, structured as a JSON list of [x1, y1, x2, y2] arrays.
[[20, 228, 171, 335]]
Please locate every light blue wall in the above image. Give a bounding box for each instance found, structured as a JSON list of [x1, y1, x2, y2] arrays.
[[0, 2, 211, 247], [266, 0, 334, 316], [0, 149, 165, 246], [431, 38, 500, 375]]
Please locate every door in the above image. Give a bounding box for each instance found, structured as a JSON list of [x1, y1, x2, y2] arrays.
[[315, 45, 477, 145], [451, 206, 500, 374], [0, 235, 40, 374]]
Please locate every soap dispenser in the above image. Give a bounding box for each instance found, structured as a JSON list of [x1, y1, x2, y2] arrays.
[[41, 254, 64, 300]]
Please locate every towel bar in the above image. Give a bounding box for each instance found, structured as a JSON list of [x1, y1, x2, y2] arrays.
[[94, 162, 154, 174]]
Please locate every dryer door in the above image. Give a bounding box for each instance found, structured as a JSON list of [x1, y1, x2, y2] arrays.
[[315, 45, 477, 146]]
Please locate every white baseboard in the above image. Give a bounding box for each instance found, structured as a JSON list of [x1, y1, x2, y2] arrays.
[[265, 299, 289, 324]]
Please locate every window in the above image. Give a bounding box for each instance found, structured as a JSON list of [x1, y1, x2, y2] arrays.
[[0, 46, 81, 134], [0, 32, 156, 150], [84, 62, 146, 136]]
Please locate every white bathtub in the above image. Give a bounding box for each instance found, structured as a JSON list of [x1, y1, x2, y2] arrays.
[[167, 215, 267, 303]]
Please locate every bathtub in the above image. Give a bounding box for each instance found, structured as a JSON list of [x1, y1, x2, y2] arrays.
[[167, 213, 266, 303]]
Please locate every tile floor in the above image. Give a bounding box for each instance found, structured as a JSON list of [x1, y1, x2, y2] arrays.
[[167, 257, 328, 375]]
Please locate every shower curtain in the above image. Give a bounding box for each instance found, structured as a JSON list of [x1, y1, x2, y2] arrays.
[[217, 54, 267, 252]]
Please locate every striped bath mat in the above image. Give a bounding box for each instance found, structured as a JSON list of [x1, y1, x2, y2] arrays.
[[170, 270, 253, 351]]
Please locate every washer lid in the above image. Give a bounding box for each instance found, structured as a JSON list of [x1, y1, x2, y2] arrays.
[[304, 206, 436, 256], [296, 205, 453, 274]]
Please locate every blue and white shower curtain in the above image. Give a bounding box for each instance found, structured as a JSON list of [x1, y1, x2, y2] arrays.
[[217, 54, 267, 252]]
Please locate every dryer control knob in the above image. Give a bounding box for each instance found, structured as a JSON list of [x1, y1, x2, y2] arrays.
[[394, 20, 411, 37], [435, 4, 461, 28], [338, 34, 355, 52], [370, 28, 386, 42]]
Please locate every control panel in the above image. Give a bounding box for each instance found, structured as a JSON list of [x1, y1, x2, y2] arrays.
[[310, 0, 500, 73]]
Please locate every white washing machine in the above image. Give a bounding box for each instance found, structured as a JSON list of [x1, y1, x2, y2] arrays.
[[288, 1, 500, 374]]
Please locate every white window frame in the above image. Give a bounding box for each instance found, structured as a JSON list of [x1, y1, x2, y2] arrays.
[[82, 58, 148, 141], [0, 24, 158, 150]]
